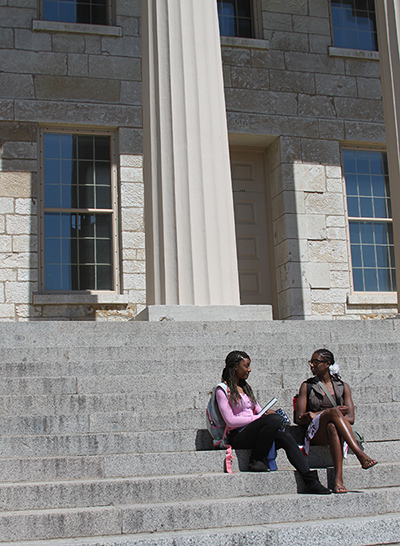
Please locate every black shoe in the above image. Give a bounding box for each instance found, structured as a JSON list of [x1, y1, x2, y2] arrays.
[[248, 460, 270, 472], [302, 470, 332, 495]]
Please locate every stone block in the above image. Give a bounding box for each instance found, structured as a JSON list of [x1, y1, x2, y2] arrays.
[[83, 35, 101, 54], [309, 34, 332, 54], [273, 213, 299, 245], [268, 30, 309, 53], [303, 263, 330, 288], [52, 34, 85, 53], [0, 121, 37, 141], [230, 67, 269, 90], [0, 235, 12, 252], [2, 251, 37, 268], [0, 172, 33, 198], [271, 190, 304, 221], [120, 208, 144, 232], [309, 0, 330, 17], [14, 28, 52, 51], [334, 97, 384, 121], [318, 119, 345, 140], [89, 55, 141, 81], [121, 231, 145, 249], [293, 163, 325, 192], [101, 36, 141, 57], [326, 177, 344, 192], [0, 303, 14, 318], [225, 89, 297, 116], [1, 50, 67, 75], [123, 273, 146, 291], [0, 73, 34, 98], [276, 262, 302, 292], [2, 141, 37, 160], [12, 234, 37, 253], [120, 166, 143, 182], [120, 183, 144, 207], [293, 15, 331, 35], [326, 227, 347, 240], [0, 6, 36, 28], [117, 0, 141, 17], [2, 158, 37, 172], [33, 75, 120, 103], [251, 49, 284, 70], [6, 214, 33, 235], [221, 47, 251, 67], [0, 216, 4, 233], [311, 302, 345, 316], [120, 155, 142, 168], [298, 214, 326, 240], [15, 198, 36, 215], [0, 99, 13, 120], [270, 70, 315, 93], [285, 52, 345, 75], [263, 0, 307, 14], [262, 12, 292, 32], [345, 58, 382, 78], [120, 80, 142, 105], [67, 54, 89, 77], [118, 127, 143, 154], [298, 94, 337, 118], [5, 281, 36, 303], [345, 121, 386, 142], [17, 268, 38, 282], [0, 198, 14, 214], [121, 260, 146, 274], [308, 240, 348, 263], [116, 15, 140, 37], [326, 215, 346, 228], [357, 77, 382, 100], [15, 100, 142, 128], [316, 74, 357, 97], [301, 138, 340, 165], [0, 28, 13, 48]]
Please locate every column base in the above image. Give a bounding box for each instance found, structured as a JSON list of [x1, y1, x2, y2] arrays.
[[134, 305, 273, 321]]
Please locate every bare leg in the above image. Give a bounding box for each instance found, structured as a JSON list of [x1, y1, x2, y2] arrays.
[[311, 407, 377, 469], [326, 422, 347, 493]]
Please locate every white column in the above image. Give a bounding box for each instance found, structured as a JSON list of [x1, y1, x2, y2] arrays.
[[141, 0, 240, 306], [376, 0, 400, 307]]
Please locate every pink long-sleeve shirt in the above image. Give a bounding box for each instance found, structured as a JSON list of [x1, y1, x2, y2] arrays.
[[216, 386, 262, 431]]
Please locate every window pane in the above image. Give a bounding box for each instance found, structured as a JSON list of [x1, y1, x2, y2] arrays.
[[331, 0, 378, 51], [364, 268, 378, 291], [43, 0, 108, 24], [217, 0, 253, 38], [43, 132, 114, 291], [352, 268, 364, 291]]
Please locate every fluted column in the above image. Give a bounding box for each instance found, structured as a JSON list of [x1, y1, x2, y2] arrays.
[[141, 0, 240, 306], [376, 1, 400, 307]]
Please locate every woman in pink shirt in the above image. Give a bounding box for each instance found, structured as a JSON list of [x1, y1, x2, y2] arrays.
[[216, 350, 330, 494]]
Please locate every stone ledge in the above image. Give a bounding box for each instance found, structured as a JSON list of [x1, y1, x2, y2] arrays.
[[220, 36, 270, 50], [33, 293, 129, 305], [135, 304, 273, 321], [328, 46, 379, 61], [347, 292, 397, 305], [32, 20, 122, 37]]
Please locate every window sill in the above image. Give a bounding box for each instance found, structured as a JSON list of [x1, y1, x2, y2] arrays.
[[33, 293, 129, 305], [328, 46, 379, 61], [347, 292, 397, 306], [220, 36, 270, 50], [32, 20, 122, 37]]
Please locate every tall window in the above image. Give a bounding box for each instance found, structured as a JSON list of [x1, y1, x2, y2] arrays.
[[331, 0, 378, 51], [217, 0, 253, 38], [41, 131, 116, 292], [42, 0, 108, 25], [343, 149, 396, 292]]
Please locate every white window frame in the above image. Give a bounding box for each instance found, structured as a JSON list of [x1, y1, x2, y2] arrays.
[[342, 146, 396, 295], [38, 127, 120, 294]]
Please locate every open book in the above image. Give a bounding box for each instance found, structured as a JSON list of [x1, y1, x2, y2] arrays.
[[257, 397, 277, 416]]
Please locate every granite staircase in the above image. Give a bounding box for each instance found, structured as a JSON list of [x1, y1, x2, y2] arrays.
[[0, 319, 399, 546]]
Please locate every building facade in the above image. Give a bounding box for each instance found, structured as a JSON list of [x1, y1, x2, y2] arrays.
[[1, 0, 399, 320]]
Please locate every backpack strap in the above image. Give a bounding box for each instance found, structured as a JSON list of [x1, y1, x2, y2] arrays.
[[317, 380, 337, 407]]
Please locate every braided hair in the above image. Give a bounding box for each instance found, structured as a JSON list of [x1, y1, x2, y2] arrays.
[[222, 350, 257, 406], [314, 348, 341, 379]]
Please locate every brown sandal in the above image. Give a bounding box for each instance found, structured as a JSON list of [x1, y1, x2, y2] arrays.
[[361, 457, 378, 470], [333, 482, 347, 494]]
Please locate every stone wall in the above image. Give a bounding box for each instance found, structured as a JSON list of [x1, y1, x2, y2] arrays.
[[0, 0, 145, 320], [223, 0, 397, 318]]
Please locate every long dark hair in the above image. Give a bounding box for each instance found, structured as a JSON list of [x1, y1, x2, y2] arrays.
[[222, 350, 257, 406]]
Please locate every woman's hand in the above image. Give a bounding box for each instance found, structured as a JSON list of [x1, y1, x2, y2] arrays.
[[337, 405, 348, 415], [265, 409, 276, 415], [298, 411, 319, 424]]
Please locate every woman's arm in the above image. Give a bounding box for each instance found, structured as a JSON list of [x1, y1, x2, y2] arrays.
[[342, 382, 355, 424], [296, 381, 321, 425], [216, 387, 259, 429]]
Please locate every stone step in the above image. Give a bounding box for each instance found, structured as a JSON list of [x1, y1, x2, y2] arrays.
[[0, 460, 396, 513], [3, 512, 399, 546], [0, 486, 398, 542]]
